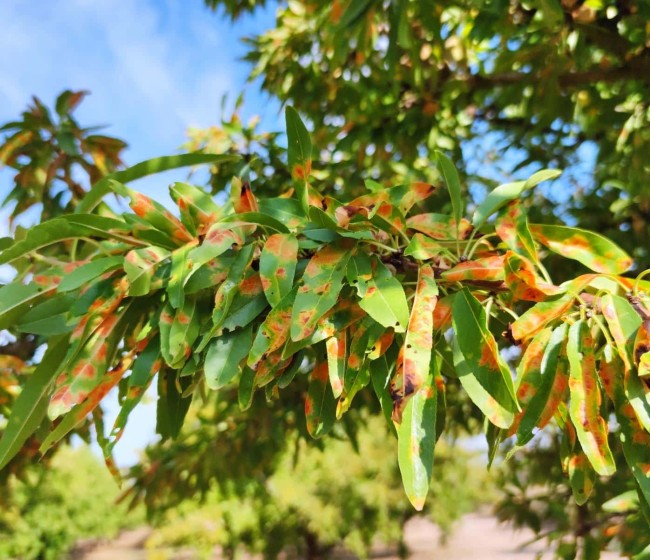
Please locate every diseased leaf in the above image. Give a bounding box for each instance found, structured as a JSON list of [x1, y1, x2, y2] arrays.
[[509, 294, 575, 343], [0, 337, 68, 470], [212, 244, 255, 330], [451, 288, 518, 428], [513, 324, 569, 445], [291, 243, 351, 341], [391, 265, 437, 422], [441, 255, 505, 284], [568, 450, 596, 505], [495, 201, 541, 268], [407, 213, 473, 240], [58, 256, 123, 293], [530, 224, 633, 274], [398, 369, 437, 511], [567, 320, 615, 476], [160, 300, 200, 369], [286, 106, 312, 214], [106, 337, 161, 453], [169, 181, 221, 233], [123, 247, 170, 297], [167, 242, 197, 309], [504, 251, 562, 302], [260, 233, 299, 307], [326, 329, 347, 397]]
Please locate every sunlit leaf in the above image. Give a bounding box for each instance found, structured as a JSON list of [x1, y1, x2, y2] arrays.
[[260, 233, 299, 307]]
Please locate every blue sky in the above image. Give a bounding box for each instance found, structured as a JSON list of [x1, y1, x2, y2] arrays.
[[0, 0, 280, 465]]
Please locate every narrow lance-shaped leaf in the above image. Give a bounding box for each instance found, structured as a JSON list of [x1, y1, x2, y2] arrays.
[[398, 363, 438, 511], [58, 256, 124, 293], [41, 353, 136, 455], [49, 312, 123, 419], [568, 450, 597, 506], [530, 223, 633, 274], [160, 299, 200, 369], [291, 243, 351, 341], [0, 281, 52, 330], [451, 288, 518, 428], [472, 169, 561, 230], [286, 106, 312, 214], [305, 358, 336, 438], [230, 176, 259, 214], [509, 294, 575, 344], [600, 293, 650, 432], [567, 320, 616, 476], [391, 264, 437, 422], [156, 368, 193, 441], [435, 152, 463, 238], [106, 337, 161, 454], [0, 336, 69, 470], [441, 255, 505, 284], [78, 153, 238, 214], [406, 213, 473, 240], [599, 345, 650, 509], [248, 288, 296, 370], [512, 324, 568, 445], [259, 233, 298, 307]]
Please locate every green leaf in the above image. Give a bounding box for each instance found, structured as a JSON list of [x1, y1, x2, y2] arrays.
[[290, 244, 351, 341], [237, 367, 256, 411], [398, 369, 437, 511], [529, 224, 633, 274], [204, 326, 253, 390], [0, 281, 49, 330], [260, 233, 299, 307], [451, 288, 518, 428], [305, 358, 336, 438], [156, 369, 193, 440], [220, 212, 290, 233], [77, 153, 239, 214], [106, 337, 161, 454], [472, 169, 561, 230], [435, 152, 463, 237], [0, 336, 69, 469], [0, 215, 129, 265], [58, 256, 124, 293], [167, 242, 195, 309], [357, 255, 410, 333], [16, 293, 76, 336]]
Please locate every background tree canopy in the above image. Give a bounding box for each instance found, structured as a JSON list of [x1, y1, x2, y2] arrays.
[[1, 1, 650, 558]]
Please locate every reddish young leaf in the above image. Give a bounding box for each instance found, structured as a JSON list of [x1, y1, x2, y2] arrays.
[[231, 176, 259, 214]]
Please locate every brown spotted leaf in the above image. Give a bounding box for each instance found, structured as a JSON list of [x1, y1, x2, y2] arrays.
[[259, 233, 299, 307], [567, 320, 615, 476], [391, 265, 438, 423]]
